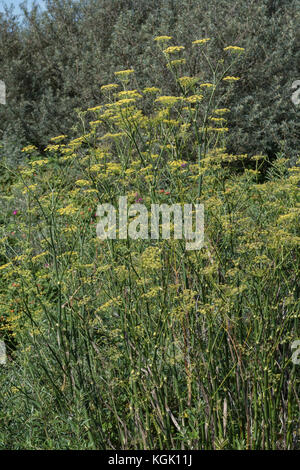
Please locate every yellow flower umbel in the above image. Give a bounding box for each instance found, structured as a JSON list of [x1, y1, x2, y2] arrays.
[[100, 83, 119, 92], [213, 108, 230, 115], [114, 69, 135, 77], [117, 89, 142, 99], [224, 46, 245, 53], [205, 126, 229, 133], [155, 95, 182, 107], [140, 246, 162, 271], [29, 159, 49, 167], [75, 179, 91, 187], [21, 145, 37, 153], [0, 263, 12, 271], [163, 46, 185, 54], [88, 105, 102, 112], [167, 59, 186, 68], [154, 35, 173, 43], [31, 251, 49, 262], [57, 204, 78, 216], [50, 135, 67, 142], [178, 76, 198, 90], [192, 38, 211, 45], [107, 98, 136, 107], [223, 76, 240, 81], [168, 160, 188, 169], [185, 94, 203, 104], [200, 83, 214, 88], [100, 132, 126, 141], [143, 87, 161, 94], [45, 144, 60, 152]]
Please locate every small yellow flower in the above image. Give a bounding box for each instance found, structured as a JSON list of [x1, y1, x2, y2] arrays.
[[45, 144, 60, 152], [29, 159, 49, 167], [168, 160, 188, 169], [185, 94, 203, 103], [125, 168, 135, 176], [192, 38, 211, 45], [22, 184, 37, 194], [57, 204, 78, 216], [50, 135, 67, 142], [63, 225, 77, 233], [75, 179, 91, 186], [155, 95, 182, 106], [100, 132, 126, 140], [61, 153, 76, 161], [224, 46, 245, 52], [100, 83, 119, 91], [106, 162, 122, 174], [209, 117, 226, 122], [112, 98, 137, 107], [167, 59, 186, 68], [84, 189, 98, 194], [31, 251, 49, 262], [144, 174, 154, 183], [0, 263, 12, 271], [90, 164, 103, 172], [205, 126, 229, 132], [277, 210, 299, 224], [213, 108, 230, 115], [114, 69, 135, 77], [21, 145, 37, 153], [154, 35, 173, 42], [89, 120, 102, 127], [142, 286, 163, 299], [163, 46, 185, 54], [97, 296, 121, 312], [117, 90, 142, 99], [88, 105, 102, 112], [178, 76, 198, 88], [143, 87, 161, 94], [223, 76, 240, 81], [140, 246, 162, 271]]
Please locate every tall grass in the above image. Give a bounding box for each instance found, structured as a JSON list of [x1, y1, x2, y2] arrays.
[[0, 38, 299, 449]]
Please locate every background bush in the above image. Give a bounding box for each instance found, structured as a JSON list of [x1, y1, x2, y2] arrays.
[[0, 0, 299, 166]]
